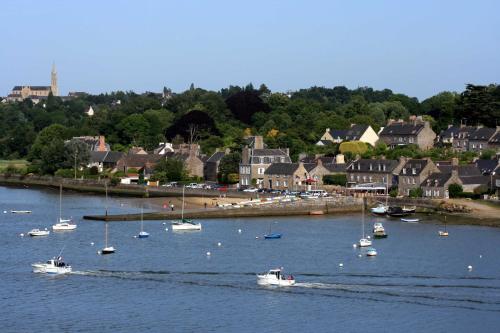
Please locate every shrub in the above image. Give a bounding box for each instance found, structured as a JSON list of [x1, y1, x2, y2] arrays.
[[339, 141, 368, 156], [323, 174, 347, 186], [89, 166, 99, 175], [110, 177, 120, 186], [226, 173, 239, 184], [389, 188, 398, 197], [55, 168, 75, 178], [448, 183, 463, 198], [409, 187, 423, 198]]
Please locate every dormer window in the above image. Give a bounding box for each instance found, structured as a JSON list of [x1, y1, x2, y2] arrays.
[[402, 168, 406, 174]]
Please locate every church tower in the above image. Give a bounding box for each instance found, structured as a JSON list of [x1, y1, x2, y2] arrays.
[[51, 63, 58, 96]]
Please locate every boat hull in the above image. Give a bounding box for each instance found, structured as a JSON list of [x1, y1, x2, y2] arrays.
[[257, 276, 295, 286], [373, 233, 388, 239], [101, 247, 116, 254], [52, 223, 77, 231], [28, 230, 50, 237], [171, 223, 202, 231], [264, 233, 282, 239], [138, 232, 149, 238], [32, 262, 72, 274], [358, 238, 372, 247]]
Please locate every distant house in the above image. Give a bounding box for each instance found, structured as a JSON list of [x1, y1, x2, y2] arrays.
[[346, 158, 404, 189], [128, 146, 148, 155], [316, 124, 379, 146], [84, 106, 95, 117], [421, 171, 462, 199], [239, 136, 292, 188], [154, 142, 174, 155], [204, 150, 229, 182], [468, 127, 498, 152], [71, 136, 110, 152], [379, 117, 436, 150], [165, 151, 204, 178], [303, 158, 346, 186], [263, 163, 309, 190], [88, 151, 124, 172], [474, 159, 499, 175], [398, 158, 439, 196], [115, 153, 163, 174], [488, 131, 500, 151], [435, 159, 489, 193], [437, 125, 476, 151]]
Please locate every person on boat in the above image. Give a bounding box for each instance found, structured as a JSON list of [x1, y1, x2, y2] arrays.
[[288, 275, 294, 280]]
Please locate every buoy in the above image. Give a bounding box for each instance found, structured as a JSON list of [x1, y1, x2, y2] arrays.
[[367, 236, 371, 239], [90, 242, 94, 246], [206, 251, 211, 256], [339, 263, 344, 267], [217, 242, 222, 246], [3, 210, 7, 214], [238, 229, 242, 233], [97, 251, 101, 255], [255, 236, 259, 239], [479, 255, 482, 258], [20, 233, 24, 237], [162, 222, 166, 225], [133, 235, 137, 238], [468, 265, 473, 271], [353, 244, 357, 248], [165, 228, 168, 231]]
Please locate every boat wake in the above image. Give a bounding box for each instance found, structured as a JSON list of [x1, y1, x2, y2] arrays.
[[69, 269, 500, 312]]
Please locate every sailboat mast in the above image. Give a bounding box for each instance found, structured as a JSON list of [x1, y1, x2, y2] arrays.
[[105, 222, 108, 248], [141, 206, 144, 232], [59, 184, 62, 221], [362, 198, 365, 238], [105, 182, 108, 217], [181, 186, 185, 220]]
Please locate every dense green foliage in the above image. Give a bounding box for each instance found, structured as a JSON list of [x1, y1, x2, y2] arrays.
[[151, 158, 187, 182], [409, 188, 423, 198], [323, 174, 347, 186], [0, 83, 498, 165], [448, 183, 464, 198], [218, 152, 241, 184]]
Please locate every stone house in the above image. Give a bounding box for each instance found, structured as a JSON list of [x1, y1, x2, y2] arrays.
[[263, 162, 309, 190], [204, 149, 228, 182], [316, 124, 379, 147], [421, 170, 462, 199], [398, 158, 440, 196], [468, 127, 498, 152], [346, 158, 404, 188], [304, 159, 346, 185], [437, 125, 476, 151], [435, 159, 488, 193], [70, 135, 110, 152], [239, 136, 292, 188], [115, 153, 163, 174], [379, 117, 436, 150], [488, 131, 500, 151], [88, 151, 124, 172]]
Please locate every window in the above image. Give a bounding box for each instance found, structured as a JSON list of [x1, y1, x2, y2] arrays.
[[412, 178, 416, 184], [369, 176, 372, 182], [350, 175, 354, 181], [402, 168, 406, 174], [412, 168, 416, 175], [283, 181, 288, 187], [356, 175, 360, 181], [275, 181, 280, 187], [409, 137, 414, 143], [426, 190, 431, 196], [434, 190, 440, 196], [363, 176, 366, 182], [369, 164, 373, 171], [258, 168, 265, 175]]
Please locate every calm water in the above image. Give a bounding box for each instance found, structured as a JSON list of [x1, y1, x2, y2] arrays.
[[1, 186, 500, 332]]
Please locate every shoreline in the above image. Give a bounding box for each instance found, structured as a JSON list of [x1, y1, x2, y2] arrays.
[[1, 175, 499, 227]]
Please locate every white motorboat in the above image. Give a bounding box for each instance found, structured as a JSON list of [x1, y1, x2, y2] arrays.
[[358, 238, 372, 247], [171, 186, 202, 231], [32, 257, 72, 275], [52, 185, 77, 231], [370, 203, 388, 216], [401, 218, 419, 223], [257, 268, 295, 286], [438, 230, 449, 237], [373, 222, 388, 238], [366, 248, 378, 257], [28, 228, 50, 237]]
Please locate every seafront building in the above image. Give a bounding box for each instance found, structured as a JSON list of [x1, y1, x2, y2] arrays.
[[378, 116, 436, 150]]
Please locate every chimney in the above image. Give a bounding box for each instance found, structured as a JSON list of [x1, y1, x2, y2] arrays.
[[451, 157, 459, 167], [224, 147, 230, 154], [285, 148, 290, 156], [242, 146, 250, 164], [326, 128, 330, 133], [98, 136, 106, 152], [335, 154, 345, 164], [254, 136, 264, 149]]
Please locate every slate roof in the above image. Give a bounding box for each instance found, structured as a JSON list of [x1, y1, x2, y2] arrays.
[[475, 159, 499, 175], [439, 126, 477, 139], [488, 132, 500, 144], [437, 164, 482, 176], [12, 85, 51, 91], [90, 151, 124, 163], [303, 163, 316, 172], [347, 159, 399, 173], [328, 129, 348, 139], [264, 163, 299, 175], [422, 173, 453, 187], [460, 175, 490, 185], [317, 140, 333, 145], [122, 154, 163, 167], [252, 149, 289, 157], [469, 127, 496, 141], [206, 151, 225, 163], [400, 159, 429, 176], [345, 124, 369, 141], [325, 164, 346, 173], [379, 123, 424, 136]]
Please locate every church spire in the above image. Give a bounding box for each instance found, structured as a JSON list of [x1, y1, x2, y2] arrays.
[[51, 62, 58, 96]]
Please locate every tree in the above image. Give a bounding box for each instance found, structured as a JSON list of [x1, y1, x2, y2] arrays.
[[218, 152, 241, 183], [339, 141, 369, 156], [63, 139, 91, 177], [28, 124, 69, 161], [153, 158, 187, 181], [118, 114, 150, 145], [323, 174, 347, 185], [448, 183, 463, 198], [39, 139, 66, 174], [225, 90, 270, 124], [409, 188, 423, 198]]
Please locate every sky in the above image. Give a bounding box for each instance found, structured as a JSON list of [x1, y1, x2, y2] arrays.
[[1, 0, 499, 100]]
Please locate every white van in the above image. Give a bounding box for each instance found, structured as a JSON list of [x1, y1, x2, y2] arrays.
[[308, 189, 329, 197]]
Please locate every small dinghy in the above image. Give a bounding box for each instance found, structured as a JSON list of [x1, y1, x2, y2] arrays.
[[264, 233, 282, 239], [366, 247, 378, 257], [32, 257, 72, 275], [28, 228, 50, 237], [257, 268, 295, 286], [401, 218, 419, 223], [11, 210, 32, 214]]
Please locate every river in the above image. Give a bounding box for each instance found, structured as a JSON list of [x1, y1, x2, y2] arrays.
[[1, 185, 499, 332]]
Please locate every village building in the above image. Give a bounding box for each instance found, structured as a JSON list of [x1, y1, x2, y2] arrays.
[[378, 116, 436, 150], [398, 158, 440, 196], [263, 162, 309, 190], [437, 125, 476, 151], [6, 64, 58, 103], [154, 142, 174, 155], [239, 136, 292, 188], [346, 158, 404, 191], [316, 124, 379, 146], [468, 127, 498, 152], [88, 151, 124, 172], [421, 170, 462, 199], [204, 149, 229, 182], [70, 135, 110, 152]]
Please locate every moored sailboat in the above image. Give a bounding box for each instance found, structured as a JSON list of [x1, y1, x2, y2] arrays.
[[52, 184, 77, 231], [171, 186, 202, 231]]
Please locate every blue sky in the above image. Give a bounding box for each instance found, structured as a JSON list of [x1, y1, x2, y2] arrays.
[[1, 0, 499, 100]]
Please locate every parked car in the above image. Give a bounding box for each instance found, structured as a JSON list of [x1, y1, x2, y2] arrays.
[[243, 187, 258, 193], [186, 183, 202, 189], [162, 181, 178, 187]]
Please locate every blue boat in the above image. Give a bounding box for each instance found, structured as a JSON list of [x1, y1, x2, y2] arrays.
[[264, 233, 282, 239]]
